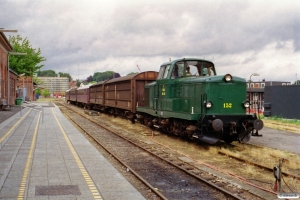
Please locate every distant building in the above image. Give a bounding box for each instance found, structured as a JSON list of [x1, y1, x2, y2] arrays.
[[38, 75, 69, 95], [247, 80, 291, 113], [69, 80, 77, 89]]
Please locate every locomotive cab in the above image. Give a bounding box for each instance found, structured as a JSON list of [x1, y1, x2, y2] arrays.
[[169, 60, 216, 79], [137, 58, 263, 144]]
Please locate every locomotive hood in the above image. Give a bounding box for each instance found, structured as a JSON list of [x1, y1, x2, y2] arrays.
[[170, 74, 246, 84]]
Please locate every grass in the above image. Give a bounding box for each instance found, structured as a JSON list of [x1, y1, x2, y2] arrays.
[[261, 115, 300, 126], [217, 145, 300, 172], [36, 97, 63, 102]]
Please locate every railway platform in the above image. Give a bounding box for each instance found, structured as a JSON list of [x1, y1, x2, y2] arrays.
[[0, 102, 145, 199]]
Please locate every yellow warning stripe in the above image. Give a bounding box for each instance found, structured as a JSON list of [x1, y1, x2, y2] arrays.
[[18, 112, 41, 200], [0, 109, 31, 144], [52, 108, 103, 200]]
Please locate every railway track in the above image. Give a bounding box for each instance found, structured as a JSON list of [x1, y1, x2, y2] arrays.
[[56, 102, 263, 200], [226, 143, 300, 180]]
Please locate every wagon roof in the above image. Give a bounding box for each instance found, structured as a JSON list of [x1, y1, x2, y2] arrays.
[[90, 80, 109, 87], [105, 71, 158, 84], [66, 87, 77, 92], [77, 84, 91, 90]]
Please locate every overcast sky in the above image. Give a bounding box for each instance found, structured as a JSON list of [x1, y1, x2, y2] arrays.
[[1, 0, 299, 82]]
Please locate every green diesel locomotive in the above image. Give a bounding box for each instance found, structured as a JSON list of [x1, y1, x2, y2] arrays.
[[136, 58, 263, 144]]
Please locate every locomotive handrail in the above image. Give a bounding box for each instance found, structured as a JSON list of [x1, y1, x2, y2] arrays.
[[20, 101, 44, 123], [196, 92, 207, 136]]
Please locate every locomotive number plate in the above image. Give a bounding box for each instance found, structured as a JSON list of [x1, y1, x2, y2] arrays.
[[223, 103, 232, 108]]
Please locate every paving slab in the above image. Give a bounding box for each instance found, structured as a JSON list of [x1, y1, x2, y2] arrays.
[[0, 102, 145, 199]]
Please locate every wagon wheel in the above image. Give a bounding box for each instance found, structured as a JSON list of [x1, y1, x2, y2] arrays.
[[130, 116, 135, 124]]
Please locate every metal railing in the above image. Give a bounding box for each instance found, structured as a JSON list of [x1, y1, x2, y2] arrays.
[[20, 101, 44, 123]]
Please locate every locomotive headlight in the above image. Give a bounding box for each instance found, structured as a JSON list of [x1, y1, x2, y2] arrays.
[[243, 100, 250, 108], [224, 74, 232, 82], [204, 101, 213, 108]]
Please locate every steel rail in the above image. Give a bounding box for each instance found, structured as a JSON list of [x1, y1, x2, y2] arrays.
[[59, 104, 168, 200], [58, 102, 243, 200], [218, 151, 300, 181]]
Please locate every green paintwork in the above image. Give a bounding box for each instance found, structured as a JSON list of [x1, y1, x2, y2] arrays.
[[137, 58, 248, 121]]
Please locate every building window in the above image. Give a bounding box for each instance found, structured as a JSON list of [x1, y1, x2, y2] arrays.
[[261, 83, 265, 88], [250, 83, 254, 88], [282, 83, 286, 86]]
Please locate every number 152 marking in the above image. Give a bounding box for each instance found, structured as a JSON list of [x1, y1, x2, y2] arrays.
[[224, 103, 232, 108]]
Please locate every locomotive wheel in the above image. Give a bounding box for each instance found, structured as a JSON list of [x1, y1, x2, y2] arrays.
[[238, 127, 252, 143], [223, 137, 234, 144]]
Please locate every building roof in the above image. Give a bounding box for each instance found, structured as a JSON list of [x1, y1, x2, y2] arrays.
[[0, 32, 13, 52]]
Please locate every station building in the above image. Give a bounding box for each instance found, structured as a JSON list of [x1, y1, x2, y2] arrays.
[[0, 31, 18, 108]]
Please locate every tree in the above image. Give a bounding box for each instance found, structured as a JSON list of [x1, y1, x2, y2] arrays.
[[35, 88, 42, 95], [37, 70, 56, 77], [76, 79, 81, 87], [41, 88, 50, 97], [92, 71, 120, 82], [9, 35, 46, 76], [127, 72, 138, 75], [86, 75, 93, 82], [37, 70, 72, 81], [58, 72, 72, 81], [33, 76, 44, 87], [293, 80, 300, 85]]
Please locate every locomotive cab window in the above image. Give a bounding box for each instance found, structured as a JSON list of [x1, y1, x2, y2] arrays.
[[187, 64, 199, 76], [158, 65, 171, 79], [158, 66, 166, 79], [163, 65, 170, 79], [172, 62, 184, 78], [180, 60, 216, 77]]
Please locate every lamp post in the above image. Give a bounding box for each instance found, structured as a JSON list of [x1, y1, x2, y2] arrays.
[[249, 73, 259, 114]]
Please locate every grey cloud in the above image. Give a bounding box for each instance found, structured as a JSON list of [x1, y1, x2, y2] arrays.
[[1, 0, 299, 81]]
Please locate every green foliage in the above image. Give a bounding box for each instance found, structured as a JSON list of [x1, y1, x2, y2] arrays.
[[76, 79, 81, 87], [92, 71, 120, 82], [41, 88, 50, 97], [33, 76, 44, 86], [93, 71, 114, 82], [86, 75, 93, 82], [263, 115, 300, 125], [9, 35, 46, 76], [89, 81, 97, 85], [36, 88, 42, 95], [58, 72, 72, 81], [37, 70, 72, 81], [37, 70, 56, 77], [293, 80, 300, 85], [127, 72, 138, 75]]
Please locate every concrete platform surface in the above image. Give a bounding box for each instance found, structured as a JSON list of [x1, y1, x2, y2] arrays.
[[0, 102, 145, 200]]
